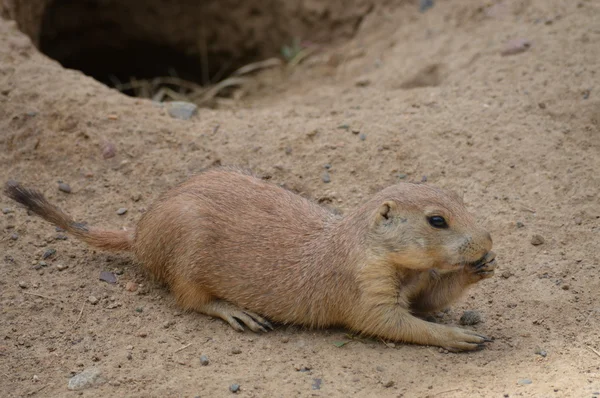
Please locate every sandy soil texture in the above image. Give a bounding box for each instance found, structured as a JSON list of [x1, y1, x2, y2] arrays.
[[1, 0, 599, 397]]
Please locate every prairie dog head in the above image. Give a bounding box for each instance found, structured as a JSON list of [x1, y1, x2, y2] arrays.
[[365, 183, 493, 271]]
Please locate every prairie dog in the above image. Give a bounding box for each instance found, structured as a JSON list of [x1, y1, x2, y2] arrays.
[[5, 168, 496, 351]]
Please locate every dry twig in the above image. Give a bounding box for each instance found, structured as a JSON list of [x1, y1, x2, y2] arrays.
[[23, 291, 57, 301], [587, 345, 600, 358], [174, 343, 194, 353], [71, 302, 85, 329]]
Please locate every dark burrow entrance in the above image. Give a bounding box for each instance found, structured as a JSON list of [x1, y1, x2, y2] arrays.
[[35, 0, 296, 102], [6, 0, 371, 104], [35, 0, 283, 103]]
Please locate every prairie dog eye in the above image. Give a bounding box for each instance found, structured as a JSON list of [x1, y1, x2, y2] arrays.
[[428, 216, 448, 229]]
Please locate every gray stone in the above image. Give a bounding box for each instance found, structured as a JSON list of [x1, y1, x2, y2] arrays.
[[200, 355, 209, 366], [419, 0, 435, 12], [168, 101, 198, 120], [58, 182, 72, 193], [67, 368, 105, 390], [531, 234, 545, 246]]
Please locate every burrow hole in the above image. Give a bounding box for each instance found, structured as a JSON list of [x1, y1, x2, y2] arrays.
[[36, 0, 310, 103]]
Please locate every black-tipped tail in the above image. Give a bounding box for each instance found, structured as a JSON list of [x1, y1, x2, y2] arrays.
[[4, 181, 133, 252]]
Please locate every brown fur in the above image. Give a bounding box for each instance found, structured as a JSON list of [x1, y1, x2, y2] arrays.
[[4, 168, 496, 351]]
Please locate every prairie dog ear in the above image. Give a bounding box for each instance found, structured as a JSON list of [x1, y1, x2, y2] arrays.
[[374, 201, 398, 224]]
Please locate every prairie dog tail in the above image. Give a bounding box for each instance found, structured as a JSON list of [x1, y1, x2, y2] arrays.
[[4, 181, 133, 252]]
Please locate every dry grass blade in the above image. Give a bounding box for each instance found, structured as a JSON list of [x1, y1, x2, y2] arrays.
[[174, 343, 193, 353], [587, 346, 600, 358], [436, 388, 461, 395], [193, 77, 248, 103], [151, 77, 204, 92], [232, 58, 282, 76], [70, 302, 85, 330], [287, 46, 319, 69], [152, 87, 188, 102], [23, 291, 57, 300]]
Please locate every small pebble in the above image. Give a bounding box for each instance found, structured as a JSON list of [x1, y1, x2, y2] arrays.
[[324, 163, 332, 170], [163, 320, 175, 329], [10, 233, 18, 240], [99, 271, 117, 284], [67, 368, 105, 390], [516, 221, 525, 228], [42, 248, 56, 259], [231, 347, 242, 355], [58, 182, 72, 193], [501, 271, 514, 279], [582, 89, 591, 100], [88, 296, 99, 305], [126, 352, 132, 360], [355, 78, 371, 87], [359, 133, 367, 141], [2, 208, 12, 214], [419, 0, 435, 12], [383, 380, 395, 388], [200, 355, 209, 366], [56, 264, 68, 271], [125, 281, 138, 292], [517, 378, 532, 385], [501, 39, 532, 56], [312, 378, 322, 390], [530, 234, 545, 246], [18, 281, 28, 289], [459, 310, 482, 325], [102, 142, 117, 159], [116, 208, 128, 216], [229, 383, 240, 393], [561, 284, 570, 291], [534, 346, 547, 357], [296, 366, 311, 372], [321, 172, 331, 183], [168, 101, 198, 120]]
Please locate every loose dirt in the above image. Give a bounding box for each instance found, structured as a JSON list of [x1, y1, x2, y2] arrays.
[[1, 0, 599, 397]]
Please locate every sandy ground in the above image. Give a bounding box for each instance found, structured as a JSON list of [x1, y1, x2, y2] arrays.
[[1, 0, 600, 397]]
